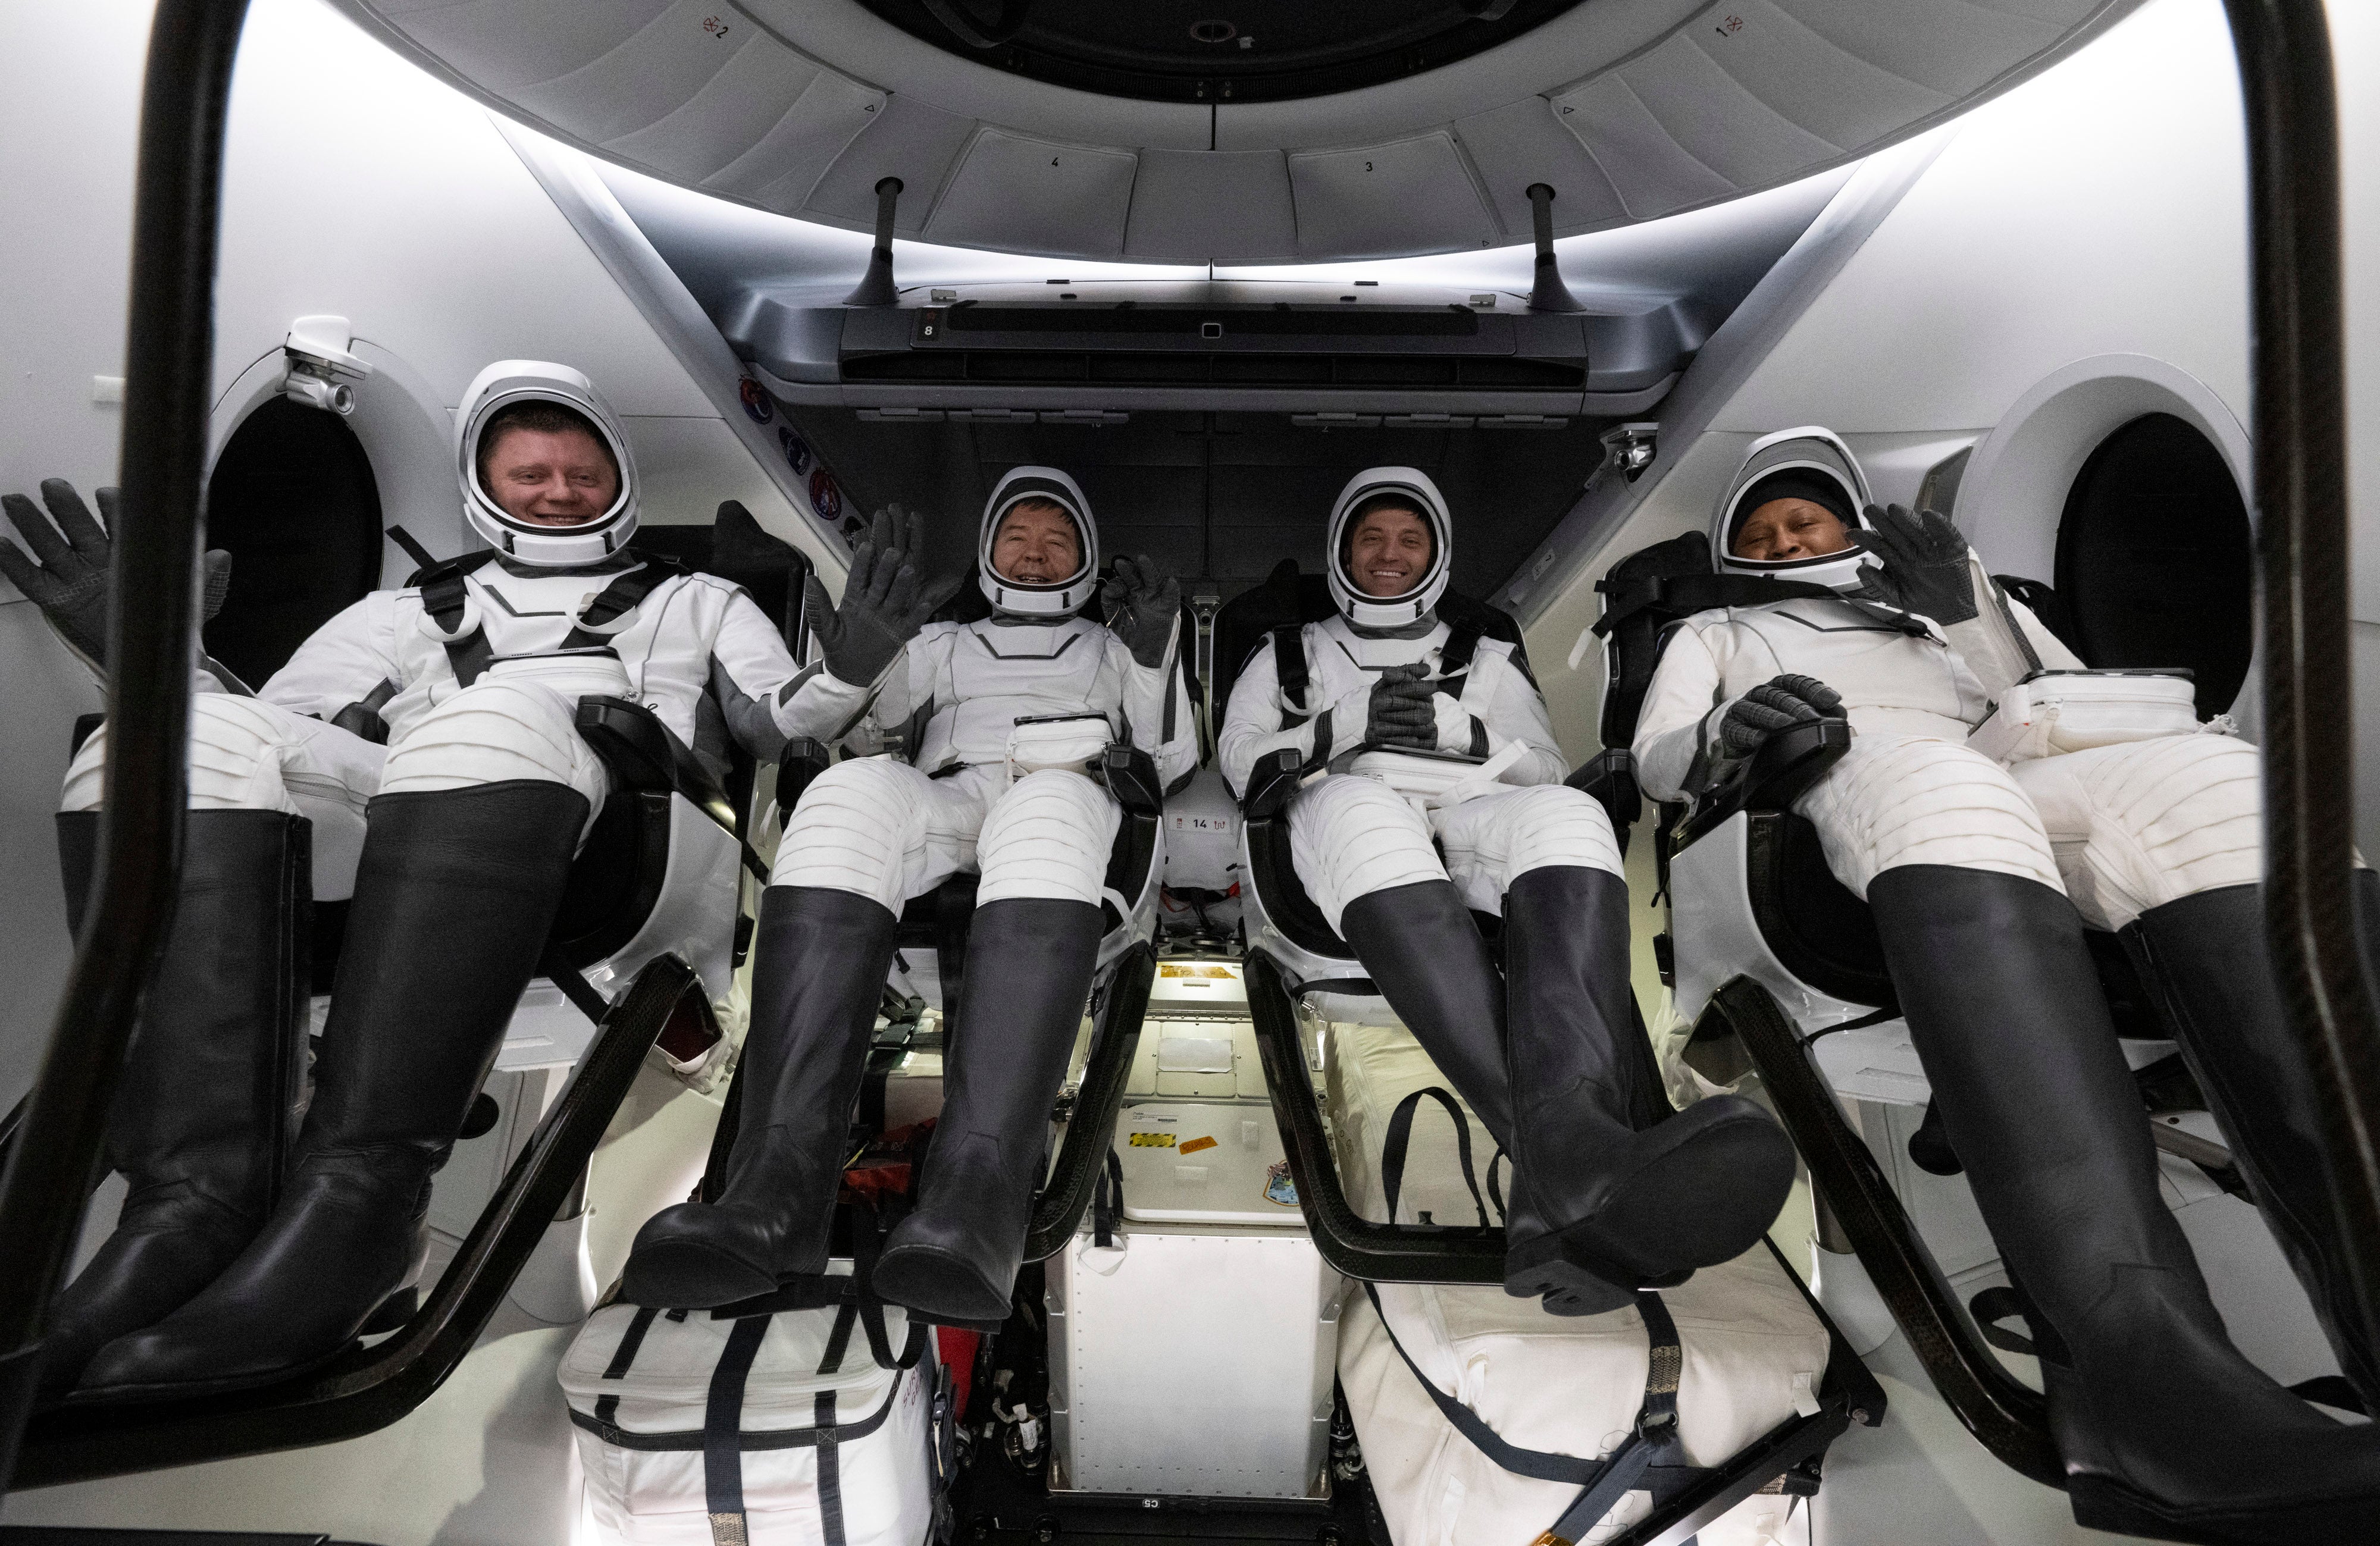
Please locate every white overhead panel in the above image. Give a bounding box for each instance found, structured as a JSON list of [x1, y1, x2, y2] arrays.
[[332, 0, 2144, 264]]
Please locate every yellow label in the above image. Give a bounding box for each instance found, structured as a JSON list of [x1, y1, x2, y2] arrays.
[[1128, 1133, 1176, 1148], [1178, 1136, 1217, 1155]]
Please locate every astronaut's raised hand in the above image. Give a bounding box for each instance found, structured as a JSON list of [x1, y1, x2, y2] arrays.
[[1100, 554, 1180, 667], [0, 479, 118, 667], [1717, 673, 1845, 760], [802, 504, 957, 687], [1349, 661, 1438, 751], [1850, 503, 1975, 625]]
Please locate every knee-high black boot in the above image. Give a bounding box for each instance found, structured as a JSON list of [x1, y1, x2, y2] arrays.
[[38, 810, 309, 1398], [1343, 877, 1791, 1316], [623, 886, 900, 1308], [873, 898, 1101, 1325], [1870, 865, 2380, 1545], [1499, 867, 1795, 1309], [77, 781, 588, 1398], [2125, 878, 2380, 1413]]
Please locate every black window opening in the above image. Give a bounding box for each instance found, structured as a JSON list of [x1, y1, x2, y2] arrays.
[[2053, 411, 2254, 715], [202, 395, 385, 688]]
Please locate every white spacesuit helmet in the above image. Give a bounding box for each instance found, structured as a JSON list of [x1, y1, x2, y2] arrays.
[[1326, 467, 1452, 628], [1712, 427, 1875, 592], [979, 466, 1098, 617], [456, 360, 639, 567]]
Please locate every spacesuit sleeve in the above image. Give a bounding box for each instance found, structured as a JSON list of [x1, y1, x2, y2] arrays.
[[2005, 593, 2087, 672], [1444, 644, 1568, 785], [703, 585, 852, 756], [1631, 623, 1733, 803], [259, 592, 406, 721], [1217, 638, 1327, 799], [1112, 632, 1198, 789]]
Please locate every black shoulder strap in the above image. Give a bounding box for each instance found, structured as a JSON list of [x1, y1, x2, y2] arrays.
[[1436, 618, 1489, 697], [560, 553, 688, 650], [415, 550, 500, 688], [1272, 624, 1311, 729]]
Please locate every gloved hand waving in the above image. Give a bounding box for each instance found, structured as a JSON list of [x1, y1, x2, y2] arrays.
[[0, 479, 233, 671], [1100, 554, 1180, 668], [1718, 674, 1845, 760], [802, 504, 956, 687], [1850, 503, 1975, 625]]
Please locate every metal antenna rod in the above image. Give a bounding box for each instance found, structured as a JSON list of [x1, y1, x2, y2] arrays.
[[1525, 183, 1583, 314], [844, 177, 905, 308]]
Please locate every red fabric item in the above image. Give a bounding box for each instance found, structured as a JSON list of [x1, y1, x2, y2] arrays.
[[936, 1328, 980, 1419]]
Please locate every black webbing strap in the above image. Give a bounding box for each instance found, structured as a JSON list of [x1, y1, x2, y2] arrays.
[[704, 1314, 773, 1546], [385, 523, 437, 578], [1381, 1087, 1489, 1228], [849, 1200, 929, 1372], [560, 554, 687, 650], [1272, 625, 1311, 729], [814, 1390, 847, 1546], [595, 1305, 663, 1427], [415, 550, 499, 687], [1360, 1281, 1698, 1546], [1092, 1150, 1126, 1247], [818, 1303, 859, 1376], [1591, 572, 1931, 641], [1435, 617, 1486, 686]]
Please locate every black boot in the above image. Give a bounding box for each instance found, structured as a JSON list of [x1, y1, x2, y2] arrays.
[[623, 886, 899, 1307], [76, 780, 588, 1399], [873, 898, 1101, 1325], [38, 810, 309, 1398], [1869, 865, 2380, 1545], [1343, 878, 1790, 1316], [2125, 879, 2380, 1414], [1500, 867, 1795, 1311]]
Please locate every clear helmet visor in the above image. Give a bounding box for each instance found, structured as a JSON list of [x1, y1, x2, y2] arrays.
[[1326, 466, 1452, 627]]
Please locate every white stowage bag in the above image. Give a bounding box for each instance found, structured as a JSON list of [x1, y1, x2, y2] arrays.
[[560, 1293, 940, 1546], [1324, 1020, 1829, 1546]]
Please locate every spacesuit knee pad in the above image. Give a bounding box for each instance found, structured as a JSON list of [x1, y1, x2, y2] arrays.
[[976, 769, 1119, 908], [1490, 784, 1625, 883], [378, 681, 608, 808], [1289, 775, 1443, 934], [2013, 733, 2263, 927], [62, 695, 319, 815], [775, 757, 935, 909], [1799, 735, 2060, 898]]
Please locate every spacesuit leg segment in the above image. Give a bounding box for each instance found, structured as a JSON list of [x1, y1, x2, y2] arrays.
[[1793, 732, 2062, 900], [875, 772, 1116, 1322], [622, 758, 966, 1309], [79, 694, 597, 1397], [37, 808, 311, 1398], [2007, 736, 2380, 1404], [1286, 774, 1445, 935], [1869, 864, 2380, 1541]]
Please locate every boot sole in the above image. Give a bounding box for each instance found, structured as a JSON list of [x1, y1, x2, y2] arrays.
[[2068, 1472, 2380, 1546], [872, 1242, 1013, 1327], [1510, 1104, 1797, 1294], [620, 1238, 780, 1310]]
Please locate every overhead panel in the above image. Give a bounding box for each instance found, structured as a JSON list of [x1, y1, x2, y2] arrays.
[[603, 30, 838, 185], [925, 131, 1140, 256], [1549, 76, 1739, 220], [704, 73, 887, 211], [1286, 134, 1498, 261], [1449, 98, 1629, 242], [802, 97, 979, 233], [506, 1, 755, 145], [1772, 0, 2077, 97], [1608, 30, 1844, 189], [1124, 150, 1299, 265], [1697, 0, 1949, 151], [375, 0, 671, 92]]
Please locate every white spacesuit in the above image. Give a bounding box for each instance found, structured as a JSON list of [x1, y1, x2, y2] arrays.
[[624, 466, 1193, 1325], [1631, 428, 2380, 1535], [1220, 468, 1793, 1316], [13, 361, 821, 1401]]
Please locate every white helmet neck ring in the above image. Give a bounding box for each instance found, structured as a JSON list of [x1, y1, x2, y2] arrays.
[[979, 466, 1098, 617], [1327, 467, 1452, 629], [458, 361, 640, 569]]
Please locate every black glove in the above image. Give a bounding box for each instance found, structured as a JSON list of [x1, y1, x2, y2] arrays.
[[1849, 503, 1975, 625], [1363, 663, 1438, 751], [1718, 674, 1845, 760], [0, 481, 233, 670], [1100, 554, 1180, 668], [801, 504, 956, 686]]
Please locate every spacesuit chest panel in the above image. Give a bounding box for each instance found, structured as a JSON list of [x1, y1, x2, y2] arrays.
[[1303, 616, 1479, 704], [1726, 601, 1988, 733], [921, 616, 1116, 769]]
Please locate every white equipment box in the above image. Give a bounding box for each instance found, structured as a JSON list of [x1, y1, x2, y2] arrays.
[[1046, 1100, 1341, 1499]]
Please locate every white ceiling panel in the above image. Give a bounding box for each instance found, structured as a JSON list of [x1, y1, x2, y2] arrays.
[[802, 96, 979, 233], [705, 73, 886, 211], [602, 30, 828, 184], [1552, 75, 1739, 219], [387, 0, 671, 92], [1771, 0, 2071, 97], [1451, 97, 1630, 242], [1123, 150, 1299, 264], [1288, 133, 1499, 259], [506, 1, 746, 146], [925, 131, 1140, 256]]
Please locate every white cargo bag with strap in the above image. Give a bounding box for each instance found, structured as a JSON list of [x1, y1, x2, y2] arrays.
[[560, 1280, 944, 1546]]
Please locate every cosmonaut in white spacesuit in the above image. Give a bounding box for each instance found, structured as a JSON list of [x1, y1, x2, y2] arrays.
[[1633, 428, 2380, 1539], [623, 466, 1194, 1325], [1219, 468, 1793, 1316], [2, 361, 829, 1398]]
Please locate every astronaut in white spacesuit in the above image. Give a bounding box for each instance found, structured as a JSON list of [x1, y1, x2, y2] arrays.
[[2, 361, 828, 1398], [1633, 428, 2380, 1539], [624, 466, 1193, 1325], [1220, 468, 1793, 1316]]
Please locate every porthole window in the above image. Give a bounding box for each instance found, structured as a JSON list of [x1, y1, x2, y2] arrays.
[[2053, 412, 2253, 714], [201, 396, 385, 687]]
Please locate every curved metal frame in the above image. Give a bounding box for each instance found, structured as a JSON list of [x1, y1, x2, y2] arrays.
[[1023, 943, 1155, 1262]]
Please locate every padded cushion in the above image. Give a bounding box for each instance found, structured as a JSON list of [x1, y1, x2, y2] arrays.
[[1326, 1018, 1828, 1546]]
